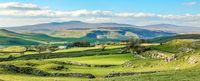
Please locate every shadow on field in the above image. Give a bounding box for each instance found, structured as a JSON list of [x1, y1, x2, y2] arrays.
[[0, 48, 122, 61]]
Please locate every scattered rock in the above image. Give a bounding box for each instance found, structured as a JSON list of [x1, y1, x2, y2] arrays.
[[143, 50, 177, 62], [143, 50, 168, 59], [122, 61, 134, 67], [164, 54, 177, 62], [188, 56, 198, 64], [178, 47, 195, 53]]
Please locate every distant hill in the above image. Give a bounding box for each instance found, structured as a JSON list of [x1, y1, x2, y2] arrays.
[[85, 27, 175, 39], [0, 29, 121, 45], [149, 34, 200, 43], [139, 24, 200, 33], [0, 29, 23, 37], [0, 36, 39, 45], [5, 21, 133, 34], [4, 21, 176, 39], [0, 29, 40, 45]]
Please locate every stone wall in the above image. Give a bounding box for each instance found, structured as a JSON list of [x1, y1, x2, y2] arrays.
[[105, 71, 160, 78], [0, 64, 95, 78]]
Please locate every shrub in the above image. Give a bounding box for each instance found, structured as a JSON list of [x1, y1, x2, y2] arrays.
[[73, 41, 90, 47]]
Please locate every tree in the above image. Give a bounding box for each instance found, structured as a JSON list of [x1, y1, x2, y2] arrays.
[[20, 46, 29, 55], [122, 38, 147, 55], [48, 46, 59, 53], [46, 42, 58, 53], [100, 44, 106, 51], [73, 41, 90, 47], [35, 44, 48, 54]]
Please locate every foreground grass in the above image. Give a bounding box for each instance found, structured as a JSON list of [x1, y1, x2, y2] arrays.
[[1, 40, 200, 81], [0, 73, 88, 81], [98, 67, 200, 81], [1, 66, 200, 81]]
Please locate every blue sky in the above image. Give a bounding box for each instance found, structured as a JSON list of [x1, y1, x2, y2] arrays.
[[0, 0, 200, 27], [0, 0, 199, 14]]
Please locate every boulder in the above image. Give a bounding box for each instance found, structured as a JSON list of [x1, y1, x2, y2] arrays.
[[164, 54, 177, 62], [142, 50, 167, 59], [122, 61, 134, 67], [188, 56, 198, 64]]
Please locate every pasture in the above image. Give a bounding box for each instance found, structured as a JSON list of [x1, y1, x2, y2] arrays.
[[0, 39, 200, 81]]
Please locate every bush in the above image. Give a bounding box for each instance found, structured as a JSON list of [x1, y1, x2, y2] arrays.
[[50, 65, 66, 70], [73, 41, 90, 47]]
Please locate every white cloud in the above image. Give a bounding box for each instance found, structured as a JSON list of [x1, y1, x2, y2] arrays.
[[0, 2, 46, 10], [0, 2, 200, 27], [182, 1, 198, 7], [115, 12, 156, 17]]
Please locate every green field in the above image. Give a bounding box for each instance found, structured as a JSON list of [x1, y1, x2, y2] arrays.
[[48, 54, 133, 65], [1, 39, 200, 81]]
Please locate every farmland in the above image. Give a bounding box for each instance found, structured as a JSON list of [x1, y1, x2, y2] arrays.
[[0, 39, 200, 81]]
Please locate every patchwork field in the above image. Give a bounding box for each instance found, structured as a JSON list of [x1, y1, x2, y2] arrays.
[[0, 39, 200, 81]]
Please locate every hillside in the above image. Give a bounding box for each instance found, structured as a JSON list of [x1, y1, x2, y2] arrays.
[[0, 29, 39, 45], [0, 39, 200, 81], [149, 34, 200, 43], [0, 36, 39, 45], [139, 24, 200, 33], [0, 29, 121, 45]]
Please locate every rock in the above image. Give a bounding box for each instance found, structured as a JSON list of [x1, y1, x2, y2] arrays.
[[164, 54, 177, 62], [122, 61, 134, 67], [188, 56, 198, 64], [142, 50, 168, 59], [178, 47, 195, 53]]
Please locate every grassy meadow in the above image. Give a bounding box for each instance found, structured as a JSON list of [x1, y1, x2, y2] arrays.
[[0, 39, 200, 81]]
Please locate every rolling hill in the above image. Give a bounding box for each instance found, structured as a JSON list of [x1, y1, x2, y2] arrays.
[[0, 29, 39, 45], [139, 24, 200, 33], [4, 21, 176, 39], [149, 34, 200, 43], [0, 29, 121, 45]]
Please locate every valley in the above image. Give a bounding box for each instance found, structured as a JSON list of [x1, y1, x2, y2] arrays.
[[0, 22, 200, 81], [0, 34, 200, 81]]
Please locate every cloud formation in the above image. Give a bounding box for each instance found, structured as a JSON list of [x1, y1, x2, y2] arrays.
[[182, 1, 198, 7], [0, 2, 200, 27], [0, 2, 45, 10]]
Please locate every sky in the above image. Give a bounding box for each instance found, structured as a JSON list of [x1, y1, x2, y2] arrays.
[[0, 0, 200, 27]]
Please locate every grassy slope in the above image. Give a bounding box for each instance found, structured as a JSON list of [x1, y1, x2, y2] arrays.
[[47, 54, 133, 65], [149, 34, 200, 43], [0, 29, 120, 45], [0, 40, 200, 81], [101, 39, 200, 81], [0, 36, 39, 45]]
